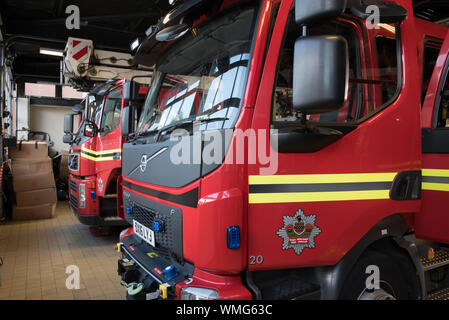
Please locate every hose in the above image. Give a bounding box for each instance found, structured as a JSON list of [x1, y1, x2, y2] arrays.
[[120, 280, 144, 296]]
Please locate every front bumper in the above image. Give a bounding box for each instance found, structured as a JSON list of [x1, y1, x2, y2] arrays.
[[69, 175, 98, 216], [118, 232, 252, 300], [69, 175, 127, 227]]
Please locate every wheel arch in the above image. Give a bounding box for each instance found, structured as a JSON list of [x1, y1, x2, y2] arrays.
[[315, 214, 424, 299], [102, 167, 121, 195]]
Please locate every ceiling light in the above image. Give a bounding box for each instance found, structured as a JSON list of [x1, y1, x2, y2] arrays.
[[40, 48, 63, 57], [130, 38, 140, 52]]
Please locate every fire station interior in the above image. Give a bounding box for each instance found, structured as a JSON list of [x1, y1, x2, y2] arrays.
[[0, 0, 448, 301]]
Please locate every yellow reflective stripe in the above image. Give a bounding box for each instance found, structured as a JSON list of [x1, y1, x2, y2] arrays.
[[249, 172, 397, 185], [81, 147, 95, 154], [422, 169, 449, 177], [80, 153, 120, 161], [80, 153, 97, 161], [81, 147, 121, 155], [248, 190, 391, 204], [95, 149, 122, 155], [422, 182, 449, 192]]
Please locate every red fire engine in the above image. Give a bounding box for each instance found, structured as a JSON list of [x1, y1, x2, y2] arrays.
[[64, 79, 147, 226], [116, 0, 449, 300]]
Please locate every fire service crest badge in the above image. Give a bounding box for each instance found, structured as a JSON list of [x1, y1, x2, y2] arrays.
[[276, 209, 321, 255]]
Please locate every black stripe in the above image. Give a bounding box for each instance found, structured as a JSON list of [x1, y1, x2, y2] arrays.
[[249, 182, 392, 194], [123, 180, 199, 208], [422, 176, 449, 184], [81, 150, 121, 158]]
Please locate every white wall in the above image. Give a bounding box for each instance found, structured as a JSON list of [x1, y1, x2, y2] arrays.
[[30, 105, 71, 155], [17, 97, 30, 140]]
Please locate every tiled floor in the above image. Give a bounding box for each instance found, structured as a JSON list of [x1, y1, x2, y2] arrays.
[[0, 201, 127, 300]]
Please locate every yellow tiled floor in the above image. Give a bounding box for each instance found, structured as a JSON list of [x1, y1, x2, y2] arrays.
[[0, 201, 127, 300]]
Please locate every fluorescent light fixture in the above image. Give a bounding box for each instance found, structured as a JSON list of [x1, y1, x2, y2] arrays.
[[162, 15, 171, 24], [130, 38, 140, 52], [40, 48, 63, 57]]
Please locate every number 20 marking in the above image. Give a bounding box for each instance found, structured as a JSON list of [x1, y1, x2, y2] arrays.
[[249, 255, 264, 265]]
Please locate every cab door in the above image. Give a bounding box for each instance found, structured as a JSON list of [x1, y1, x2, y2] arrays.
[[416, 32, 449, 243], [94, 84, 124, 196], [248, 0, 421, 270]]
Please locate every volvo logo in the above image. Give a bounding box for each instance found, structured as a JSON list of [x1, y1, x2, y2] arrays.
[[128, 147, 169, 176], [140, 155, 148, 172]]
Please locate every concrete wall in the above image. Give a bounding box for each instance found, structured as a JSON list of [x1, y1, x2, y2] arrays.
[[30, 105, 71, 155]]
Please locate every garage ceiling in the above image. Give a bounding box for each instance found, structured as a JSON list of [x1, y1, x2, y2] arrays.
[[1, 0, 449, 84], [0, 0, 172, 83]]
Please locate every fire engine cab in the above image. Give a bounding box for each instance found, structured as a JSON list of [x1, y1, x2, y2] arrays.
[[62, 37, 150, 227], [116, 0, 449, 300]]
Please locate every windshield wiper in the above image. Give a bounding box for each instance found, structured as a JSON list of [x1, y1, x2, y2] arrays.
[[128, 129, 159, 142], [129, 117, 229, 142], [128, 109, 161, 141], [155, 117, 229, 141]]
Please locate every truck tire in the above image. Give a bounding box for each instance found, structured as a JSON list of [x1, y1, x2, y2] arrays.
[[339, 242, 420, 300]]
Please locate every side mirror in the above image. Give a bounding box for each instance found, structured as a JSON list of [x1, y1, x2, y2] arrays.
[[63, 134, 73, 144], [72, 104, 83, 114], [84, 122, 98, 138], [121, 107, 130, 137], [293, 35, 349, 114], [295, 0, 346, 25], [123, 81, 139, 101], [64, 114, 74, 134], [156, 24, 189, 42]]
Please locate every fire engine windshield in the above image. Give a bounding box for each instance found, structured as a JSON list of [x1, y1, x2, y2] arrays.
[[136, 5, 258, 134]]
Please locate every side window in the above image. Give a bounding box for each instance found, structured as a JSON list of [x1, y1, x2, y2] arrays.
[[100, 86, 122, 134], [375, 37, 398, 107], [436, 70, 449, 128], [86, 95, 97, 122], [95, 96, 104, 126], [272, 13, 400, 124], [422, 39, 442, 105]]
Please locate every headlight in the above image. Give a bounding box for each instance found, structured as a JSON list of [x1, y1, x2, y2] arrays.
[[79, 183, 86, 208], [180, 287, 219, 300]]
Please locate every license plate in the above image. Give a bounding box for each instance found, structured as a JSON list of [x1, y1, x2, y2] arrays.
[[133, 220, 155, 247]]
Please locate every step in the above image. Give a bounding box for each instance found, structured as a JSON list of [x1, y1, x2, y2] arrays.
[[420, 249, 449, 272], [103, 216, 123, 221], [428, 288, 449, 300]]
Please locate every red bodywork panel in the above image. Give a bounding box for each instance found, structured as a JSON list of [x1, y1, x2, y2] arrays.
[[248, 0, 421, 270], [416, 29, 449, 243], [174, 268, 252, 300]]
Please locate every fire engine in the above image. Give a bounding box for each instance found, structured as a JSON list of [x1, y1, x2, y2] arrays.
[[62, 38, 150, 227], [116, 0, 449, 300]]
